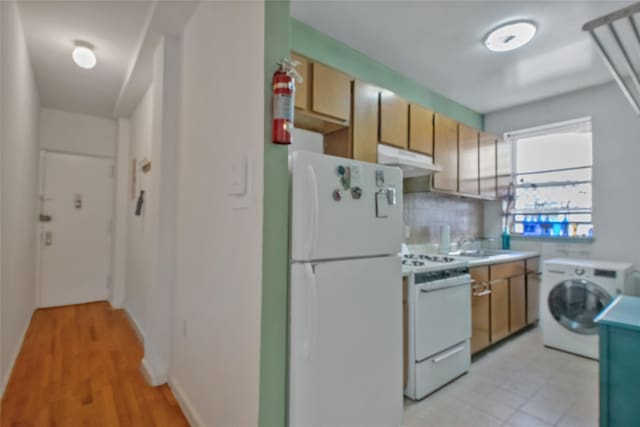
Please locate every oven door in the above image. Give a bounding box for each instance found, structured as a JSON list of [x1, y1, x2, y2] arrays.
[[415, 281, 471, 361]]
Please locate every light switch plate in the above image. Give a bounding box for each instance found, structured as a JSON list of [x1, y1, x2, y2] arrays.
[[230, 153, 251, 210], [229, 155, 247, 196]]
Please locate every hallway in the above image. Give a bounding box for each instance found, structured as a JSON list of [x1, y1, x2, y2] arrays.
[[0, 302, 188, 426]]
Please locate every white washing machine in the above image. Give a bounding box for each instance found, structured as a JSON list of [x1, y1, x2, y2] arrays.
[[542, 258, 634, 359]]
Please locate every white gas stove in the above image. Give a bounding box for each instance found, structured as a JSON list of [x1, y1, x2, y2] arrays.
[[402, 251, 472, 400], [401, 253, 467, 273]]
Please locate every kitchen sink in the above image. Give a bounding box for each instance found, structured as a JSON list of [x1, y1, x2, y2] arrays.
[[448, 249, 514, 258]]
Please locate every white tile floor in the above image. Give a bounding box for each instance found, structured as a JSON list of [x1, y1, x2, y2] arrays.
[[402, 327, 598, 427]]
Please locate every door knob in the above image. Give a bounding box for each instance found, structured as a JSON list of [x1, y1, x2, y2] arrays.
[[39, 214, 52, 222]]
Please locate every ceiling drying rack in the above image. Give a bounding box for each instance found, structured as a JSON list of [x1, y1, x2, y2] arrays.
[[584, 2, 640, 115]]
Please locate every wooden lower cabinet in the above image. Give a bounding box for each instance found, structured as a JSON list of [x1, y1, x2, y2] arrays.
[[490, 279, 510, 343], [527, 272, 541, 325], [509, 275, 527, 332], [471, 257, 541, 355], [403, 277, 408, 388], [471, 285, 491, 353], [470, 267, 490, 353]]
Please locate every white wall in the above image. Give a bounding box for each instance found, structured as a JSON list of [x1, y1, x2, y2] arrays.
[[0, 0, 40, 394], [170, 1, 265, 425], [39, 107, 116, 158], [140, 36, 179, 386], [485, 82, 640, 270], [125, 84, 154, 340], [111, 118, 130, 308]]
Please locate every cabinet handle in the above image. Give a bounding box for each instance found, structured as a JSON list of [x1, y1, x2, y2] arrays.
[[473, 290, 491, 297], [432, 345, 465, 363]]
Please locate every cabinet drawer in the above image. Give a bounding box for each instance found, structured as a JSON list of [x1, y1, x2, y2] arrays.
[[491, 261, 525, 280], [470, 266, 489, 285], [526, 257, 540, 274], [415, 341, 470, 399]]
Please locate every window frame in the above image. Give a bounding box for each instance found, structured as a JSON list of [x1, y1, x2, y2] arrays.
[[504, 116, 594, 240]]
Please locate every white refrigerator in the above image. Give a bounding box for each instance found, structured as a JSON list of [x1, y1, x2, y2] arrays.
[[289, 151, 403, 427]]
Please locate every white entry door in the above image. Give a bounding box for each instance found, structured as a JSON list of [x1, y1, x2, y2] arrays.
[[39, 152, 114, 307]]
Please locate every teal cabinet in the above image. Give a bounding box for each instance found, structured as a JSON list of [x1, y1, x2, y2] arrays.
[[595, 296, 640, 427]]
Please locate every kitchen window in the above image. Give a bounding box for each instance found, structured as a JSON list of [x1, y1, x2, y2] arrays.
[[504, 117, 593, 238]]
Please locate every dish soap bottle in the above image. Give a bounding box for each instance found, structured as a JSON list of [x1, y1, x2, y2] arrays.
[[502, 228, 511, 250]]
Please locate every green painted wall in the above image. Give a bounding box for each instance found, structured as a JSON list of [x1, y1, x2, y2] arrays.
[[260, 1, 290, 426], [258, 12, 485, 427], [291, 19, 484, 130]]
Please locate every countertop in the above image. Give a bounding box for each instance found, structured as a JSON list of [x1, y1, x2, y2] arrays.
[[595, 295, 640, 332], [401, 250, 540, 278], [459, 250, 540, 268]]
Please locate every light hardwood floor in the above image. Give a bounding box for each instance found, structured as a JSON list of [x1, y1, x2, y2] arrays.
[[1, 301, 189, 426]]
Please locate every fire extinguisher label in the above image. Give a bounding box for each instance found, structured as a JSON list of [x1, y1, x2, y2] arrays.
[[273, 93, 294, 122]]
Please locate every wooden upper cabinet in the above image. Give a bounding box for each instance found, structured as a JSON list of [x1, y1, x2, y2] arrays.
[[496, 138, 512, 198], [379, 91, 408, 149], [432, 114, 458, 192], [351, 81, 380, 163], [408, 104, 434, 156], [458, 124, 479, 195], [479, 132, 497, 199], [311, 62, 351, 122], [291, 53, 309, 111]]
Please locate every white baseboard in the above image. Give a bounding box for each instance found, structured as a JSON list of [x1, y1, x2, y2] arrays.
[[140, 356, 168, 386], [169, 377, 206, 427], [123, 308, 145, 345], [1, 308, 34, 396]]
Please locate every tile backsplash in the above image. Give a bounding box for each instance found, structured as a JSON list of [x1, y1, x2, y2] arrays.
[[403, 192, 484, 245]]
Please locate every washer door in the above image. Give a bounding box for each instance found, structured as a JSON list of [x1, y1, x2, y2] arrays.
[[548, 279, 612, 335]]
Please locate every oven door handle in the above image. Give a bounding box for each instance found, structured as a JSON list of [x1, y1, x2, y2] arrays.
[[432, 345, 465, 363], [420, 282, 470, 293]]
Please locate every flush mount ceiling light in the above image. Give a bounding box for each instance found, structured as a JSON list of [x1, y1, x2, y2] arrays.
[[484, 20, 537, 52], [72, 41, 96, 69]]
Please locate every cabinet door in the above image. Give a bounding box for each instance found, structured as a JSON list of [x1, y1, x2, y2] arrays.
[[351, 81, 379, 163], [458, 124, 479, 195], [509, 275, 527, 332], [479, 132, 497, 199], [408, 104, 433, 156], [470, 267, 490, 354], [291, 53, 309, 110], [526, 272, 541, 325], [433, 114, 458, 192], [311, 62, 351, 122], [496, 138, 512, 198], [490, 279, 509, 342], [380, 91, 408, 149]]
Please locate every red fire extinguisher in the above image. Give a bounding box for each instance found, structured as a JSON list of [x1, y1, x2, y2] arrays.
[[272, 60, 300, 145]]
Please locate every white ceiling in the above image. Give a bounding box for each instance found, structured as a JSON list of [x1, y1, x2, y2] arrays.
[[18, 1, 154, 118], [291, 0, 633, 114]]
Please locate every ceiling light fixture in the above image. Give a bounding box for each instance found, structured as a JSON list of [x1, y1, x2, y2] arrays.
[[72, 41, 97, 69], [484, 20, 537, 52]]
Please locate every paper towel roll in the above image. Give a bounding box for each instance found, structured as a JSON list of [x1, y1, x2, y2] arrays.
[[439, 225, 451, 254]]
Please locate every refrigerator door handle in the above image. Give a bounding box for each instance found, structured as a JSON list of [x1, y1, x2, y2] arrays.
[[303, 263, 317, 361], [305, 165, 319, 260]]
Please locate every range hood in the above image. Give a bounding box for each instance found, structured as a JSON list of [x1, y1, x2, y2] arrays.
[[377, 144, 442, 178]]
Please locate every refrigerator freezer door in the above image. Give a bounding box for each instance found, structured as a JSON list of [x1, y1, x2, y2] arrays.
[[291, 151, 403, 262], [289, 256, 403, 427]]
